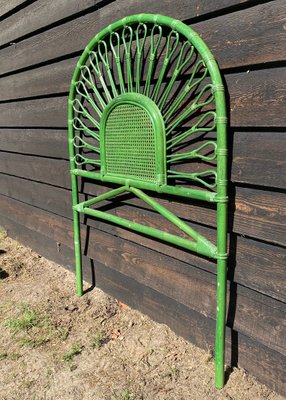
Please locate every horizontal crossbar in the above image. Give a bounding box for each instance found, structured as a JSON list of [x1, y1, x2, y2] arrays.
[[81, 206, 217, 259], [73, 183, 217, 259], [71, 169, 217, 202]]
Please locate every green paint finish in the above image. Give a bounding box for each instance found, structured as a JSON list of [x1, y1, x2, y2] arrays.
[[100, 93, 166, 185], [68, 13, 228, 388]]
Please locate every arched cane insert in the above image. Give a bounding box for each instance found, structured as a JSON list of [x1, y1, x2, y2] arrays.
[[100, 93, 166, 185], [68, 14, 228, 389]]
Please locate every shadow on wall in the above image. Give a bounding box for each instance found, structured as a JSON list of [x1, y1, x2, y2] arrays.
[[76, 62, 238, 384]]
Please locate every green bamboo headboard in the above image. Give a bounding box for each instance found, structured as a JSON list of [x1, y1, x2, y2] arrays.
[[68, 13, 228, 388]]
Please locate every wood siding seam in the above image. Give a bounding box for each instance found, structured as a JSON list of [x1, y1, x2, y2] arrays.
[[0, 1, 285, 76], [0, 0, 285, 394], [0, 184, 285, 302]]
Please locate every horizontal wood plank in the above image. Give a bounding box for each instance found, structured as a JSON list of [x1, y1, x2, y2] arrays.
[[1, 129, 285, 189], [0, 129, 68, 158], [1, 0, 285, 394], [233, 186, 286, 246], [0, 96, 66, 127], [0, 213, 285, 395], [0, 152, 70, 188], [1, 173, 285, 302], [0, 1, 284, 76], [0, 194, 285, 358], [0, 0, 29, 19], [0, 0, 106, 47], [0, 152, 285, 246], [0, 0, 253, 48], [232, 131, 286, 188], [1, 68, 285, 127], [0, 57, 74, 100], [115, 0, 253, 22], [196, 0, 286, 69], [228, 68, 286, 127]]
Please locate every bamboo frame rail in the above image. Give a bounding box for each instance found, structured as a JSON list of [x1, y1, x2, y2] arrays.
[[68, 13, 228, 389]]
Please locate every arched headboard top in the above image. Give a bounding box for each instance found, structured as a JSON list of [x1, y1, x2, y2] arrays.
[[68, 13, 227, 203]]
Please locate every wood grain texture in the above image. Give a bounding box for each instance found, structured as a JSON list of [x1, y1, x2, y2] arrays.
[[232, 131, 286, 188], [0, 96, 66, 127], [1, 67, 285, 127], [0, 128, 285, 189], [0, 153, 70, 188], [0, 129, 68, 158], [113, 0, 253, 22], [0, 176, 285, 304], [0, 174, 72, 219], [233, 187, 286, 246], [228, 68, 286, 127], [0, 1, 284, 75], [0, 213, 285, 395], [0, 0, 105, 47], [195, 0, 286, 68], [0, 0, 30, 19], [0, 194, 285, 358], [0, 0, 252, 48], [0, 58, 74, 100], [0, 152, 285, 246], [1, 0, 286, 393]]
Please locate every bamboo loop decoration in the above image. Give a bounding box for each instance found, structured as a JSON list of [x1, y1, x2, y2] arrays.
[[68, 14, 228, 389]]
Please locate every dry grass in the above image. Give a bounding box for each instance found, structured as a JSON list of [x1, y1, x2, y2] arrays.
[[0, 233, 284, 400]]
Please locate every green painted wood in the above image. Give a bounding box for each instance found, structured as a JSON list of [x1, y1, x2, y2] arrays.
[[67, 13, 228, 385]]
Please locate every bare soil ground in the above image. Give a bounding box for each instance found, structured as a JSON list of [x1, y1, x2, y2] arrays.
[[0, 231, 284, 400]]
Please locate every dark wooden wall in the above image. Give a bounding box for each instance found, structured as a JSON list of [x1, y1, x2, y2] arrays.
[[0, 0, 285, 394]]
